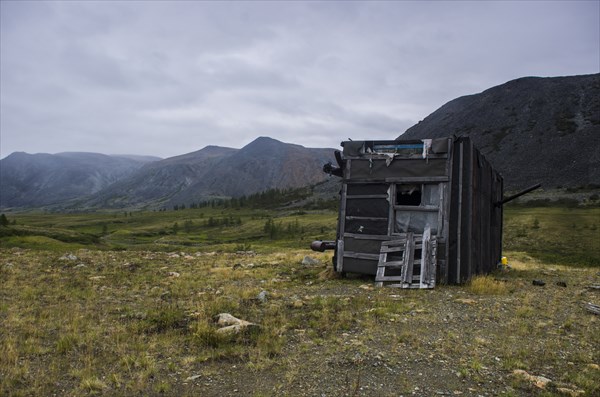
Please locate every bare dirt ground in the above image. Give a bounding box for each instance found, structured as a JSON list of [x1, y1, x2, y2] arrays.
[[182, 262, 599, 397]]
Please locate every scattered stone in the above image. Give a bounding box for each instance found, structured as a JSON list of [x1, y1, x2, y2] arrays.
[[556, 387, 584, 397], [217, 323, 260, 335], [512, 369, 551, 389], [185, 375, 201, 381], [74, 264, 86, 269], [233, 263, 255, 270], [60, 254, 78, 261], [214, 313, 259, 335], [122, 262, 139, 272], [257, 290, 268, 303], [301, 256, 319, 266], [89, 276, 105, 281], [167, 271, 180, 278], [455, 298, 477, 305], [168, 253, 180, 258], [216, 313, 251, 327], [587, 363, 600, 371], [556, 281, 567, 287], [292, 299, 304, 308], [359, 284, 373, 290], [532, 280, 546, 286]]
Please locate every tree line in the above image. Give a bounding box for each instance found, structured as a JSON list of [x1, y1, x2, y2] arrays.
[[168, 187, 314, 211]]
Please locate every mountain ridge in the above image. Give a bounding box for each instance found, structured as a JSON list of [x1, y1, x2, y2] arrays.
[[2, 73, 598, 210], [83, 137, 334, 209], [399, 73, 600, 190], [0, 152, 159, 208], [0, 138, 336, 210]]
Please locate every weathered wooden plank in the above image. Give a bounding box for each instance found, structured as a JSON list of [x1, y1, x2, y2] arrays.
[[343, 252, 380, 261], [345, 194, 389, 199], [392, 205, 440, 212], [385, 176, 449, 183], [377, 260, 404, 268], [345, 216, 389, 221], [403, 233, 415, 284], [343, 233, 391, 240]]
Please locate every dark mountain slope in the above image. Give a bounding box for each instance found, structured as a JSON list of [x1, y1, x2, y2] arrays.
[[0, 152, 159, 209], [82, 137, 335, 209], [187, 137, 333, 198], [84, 146, 238, 208], [399, 74, 600, 190]]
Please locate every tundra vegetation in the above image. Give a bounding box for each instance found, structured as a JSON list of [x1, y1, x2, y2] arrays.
[[0, 205, 599, 396]]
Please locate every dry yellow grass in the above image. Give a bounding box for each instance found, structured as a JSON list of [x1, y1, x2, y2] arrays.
[[467, 275, 509, 295]]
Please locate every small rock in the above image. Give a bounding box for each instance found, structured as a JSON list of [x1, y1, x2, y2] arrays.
[[216, 323, 260, 335], [74, 264, 86, 269], [359, 284, 373, 290], [556, 281, 567, 287], [88, 276, 105, 280], [214, 313, 259, 335], [587, 363, 600, 370], [301, 256, 319, 266], [455, 298, 477, 305], [292, 299, 304, 308], [257, 290, 268, 303], [512, 369, 551, 389], [556, 387, 584, 397], [215, 313, 252, 327], [167, 271, 180, 278], [532, 280, 546, 286], [185, 375, 201, 381], [60, 254, 78, 261]]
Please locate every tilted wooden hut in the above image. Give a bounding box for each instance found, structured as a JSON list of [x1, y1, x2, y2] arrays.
[[317, 136, 507, 288]]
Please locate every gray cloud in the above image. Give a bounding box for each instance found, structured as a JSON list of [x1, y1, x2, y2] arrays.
[[1, 1, 598, 158]]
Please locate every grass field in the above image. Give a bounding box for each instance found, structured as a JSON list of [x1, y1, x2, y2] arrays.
[[1, 206, 599, 396], [1, 206, 598, 266]]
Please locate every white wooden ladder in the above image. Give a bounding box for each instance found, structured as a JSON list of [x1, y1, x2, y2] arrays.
[[375, 230, 436, 289]]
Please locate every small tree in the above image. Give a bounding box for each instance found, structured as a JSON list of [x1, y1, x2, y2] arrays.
[[0, 214, 9, 227]]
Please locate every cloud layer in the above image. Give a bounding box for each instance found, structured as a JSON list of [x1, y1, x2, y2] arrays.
[[1, 1, 598, 158]]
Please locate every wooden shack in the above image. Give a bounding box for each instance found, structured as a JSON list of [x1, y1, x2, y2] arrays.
[[328, 136, 504, 288]]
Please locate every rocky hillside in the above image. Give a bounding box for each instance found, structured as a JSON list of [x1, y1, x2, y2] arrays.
[[76, 137, 335, 209], [399, 74, 600, 191], [0, 152, 159, 209]]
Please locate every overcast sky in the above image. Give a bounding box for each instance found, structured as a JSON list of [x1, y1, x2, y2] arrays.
[[1, 1, 598, 159]]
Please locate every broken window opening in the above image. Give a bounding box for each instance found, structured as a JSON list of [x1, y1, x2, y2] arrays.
[[396, 185, 422, 206]]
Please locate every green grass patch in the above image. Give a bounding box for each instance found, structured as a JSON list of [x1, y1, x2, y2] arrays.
[[504, 207, 600, 266]]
